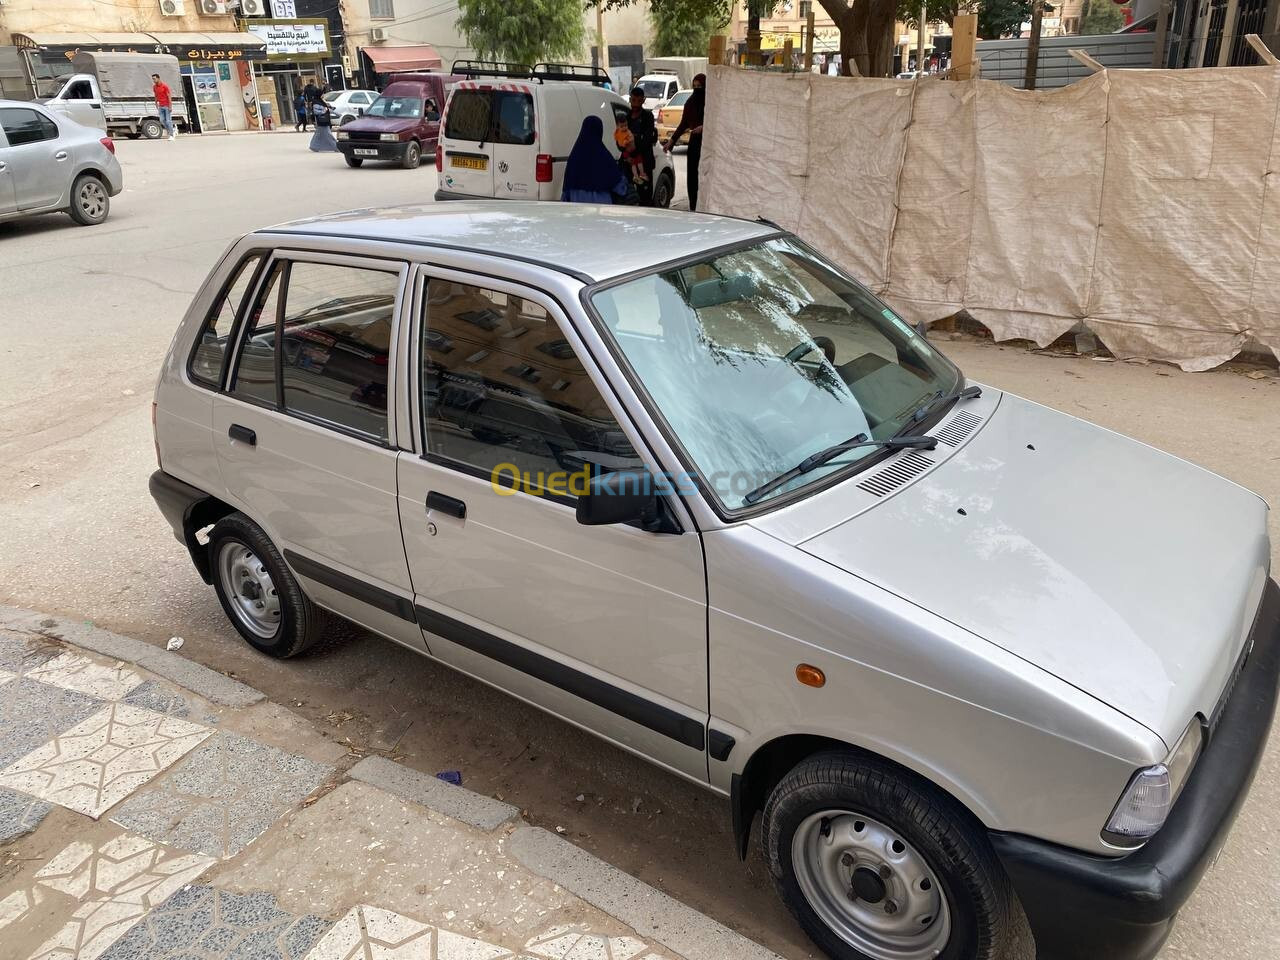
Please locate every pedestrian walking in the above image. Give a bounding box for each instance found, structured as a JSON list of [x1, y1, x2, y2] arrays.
[[308, 99, 338, 152], [625, 86, 659, 206], [303, 78, 320, 124], [294, 93, 309, 131], [664, 73, 706, 211], [151, 73, 175, 140], [561, 116, 630, 204]]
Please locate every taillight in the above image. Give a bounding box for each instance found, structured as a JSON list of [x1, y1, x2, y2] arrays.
[[436, 143, 443, 171], [151, 401, 162, 469], [535, 153, 553, 183], [100, 136, 115, 154]]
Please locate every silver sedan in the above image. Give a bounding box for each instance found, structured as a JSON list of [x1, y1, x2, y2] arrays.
[[0, 99, 124, 227]]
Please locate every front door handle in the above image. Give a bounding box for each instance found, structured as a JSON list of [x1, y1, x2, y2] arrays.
[[0, 161, 7, 172], [90, 103, 102, 110], [426, 491, 466, 519], [228, 423, 257, 446]]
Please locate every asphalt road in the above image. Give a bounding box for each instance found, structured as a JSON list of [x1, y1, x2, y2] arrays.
[[2, 132, 1279, 960]]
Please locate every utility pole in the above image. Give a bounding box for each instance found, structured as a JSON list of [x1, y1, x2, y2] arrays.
[[596, 5, 609, 71], [804, 4, 816, 71], [917, 4, 927, 75], [1024, 0, 1045, 90]]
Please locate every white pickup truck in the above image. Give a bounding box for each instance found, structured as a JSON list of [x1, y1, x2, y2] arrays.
[[42, 51, 189, 139]]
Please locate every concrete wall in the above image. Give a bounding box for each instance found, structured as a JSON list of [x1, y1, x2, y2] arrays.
[[0, 0, 238, 44]]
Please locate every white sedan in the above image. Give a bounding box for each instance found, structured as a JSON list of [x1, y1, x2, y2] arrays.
[[323, 89, 378, 126]]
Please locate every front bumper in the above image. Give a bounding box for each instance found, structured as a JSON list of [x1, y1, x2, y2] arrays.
[[337, 140, 409, 162], [991, 576, 1280, 960]]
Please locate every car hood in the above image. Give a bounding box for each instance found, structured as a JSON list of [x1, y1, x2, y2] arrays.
[[757, 392, 1271, 745], [341, 117, 419, 134]]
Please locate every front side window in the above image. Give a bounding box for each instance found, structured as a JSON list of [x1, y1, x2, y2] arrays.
[[0, 108, 58, 146], [422, 281, 638, 495], [589, 238, 961, 511], [365, 95, 422, 119], [67, 80, 94, 100], [190, 252, 264, 387]]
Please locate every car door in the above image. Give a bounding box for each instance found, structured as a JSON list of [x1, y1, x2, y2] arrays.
[[439, 85, 495, 196], [396, 265, 711, 782], [0, 107, 68, 210], [0, 127, 15, 217], [61, 78, 106, 131], [212, 249, 424, 651], [490, 86, 538, 199]]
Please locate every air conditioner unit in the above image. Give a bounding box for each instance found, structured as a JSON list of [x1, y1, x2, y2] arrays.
[[200, 0, 227, 14], [240, 0, 267, 16], [159, 0, 186, 15], [370, 27, 389, 42]]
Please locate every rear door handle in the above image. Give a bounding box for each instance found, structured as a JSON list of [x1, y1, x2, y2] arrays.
[[426, 491, 466, 519], [54, 151, 69, 161], [228, 423, 257, 446]]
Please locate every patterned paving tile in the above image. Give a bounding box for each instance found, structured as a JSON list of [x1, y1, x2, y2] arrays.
[[25, 652, 144, 701], [94, 885, 329, 960], [111, 731, 332, 858], [525, 925, 666, 960], [121, 680, 193, 719], [0, 703, 211, 819], [0, 886, 45, 934], [28, 833, 214, 960], [0, 784, 54, 842], [0, 677, 102, 770]]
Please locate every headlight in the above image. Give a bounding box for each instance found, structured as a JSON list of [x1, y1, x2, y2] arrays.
[[1103, 719, 1204, 846], [336, 131, 349, 141], [380, 133, 400, 142]]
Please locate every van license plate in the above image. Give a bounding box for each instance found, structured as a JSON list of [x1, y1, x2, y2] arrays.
[[354, 149, 378, 157], [451, 155, 488, 171]]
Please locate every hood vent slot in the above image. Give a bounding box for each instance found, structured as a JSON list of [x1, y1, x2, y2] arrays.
[[856, 450, 935, 497], [934, 410, 984, 447]]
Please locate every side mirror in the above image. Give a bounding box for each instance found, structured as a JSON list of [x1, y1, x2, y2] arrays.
[[575, 468, 677, 533]]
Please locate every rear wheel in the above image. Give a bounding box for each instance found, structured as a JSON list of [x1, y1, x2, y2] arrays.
[[68, 174, 109, 226], [402, 140, 422, 169], [208, 513, 325, 658], [139, 117, 164, 140], [345, 155, 364, 168], [653, 170, 674, 209], [764, 752, 1012, 960]]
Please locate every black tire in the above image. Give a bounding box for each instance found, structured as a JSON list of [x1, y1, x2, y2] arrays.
[[345, 155, 364, 168], [653, 170, 674, 209], [139, 118, 164, 140], [403, 140, 422, 169], [207, 513, 325, 658], [763, 751, 1012, 960], [67, 174, 110, 226]]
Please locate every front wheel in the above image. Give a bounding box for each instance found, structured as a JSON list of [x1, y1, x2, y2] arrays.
[[402, 140, 422, 169], [653, 171, 674, 209], [344, 155, 364, 168], [763, 752, 1012, 960]]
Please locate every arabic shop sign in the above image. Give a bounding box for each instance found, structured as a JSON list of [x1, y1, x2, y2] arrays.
[[246, 19, 331, 61]]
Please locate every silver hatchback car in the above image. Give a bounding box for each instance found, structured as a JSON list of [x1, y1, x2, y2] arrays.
[[151, 204, 1279, 960], [0, 99, 123, 227]]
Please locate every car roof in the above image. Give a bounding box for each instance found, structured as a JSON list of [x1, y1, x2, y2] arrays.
[[264, 202, 779, 283]]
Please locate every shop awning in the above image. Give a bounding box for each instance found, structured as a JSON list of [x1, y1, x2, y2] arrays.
[[12, 31, 266, 63], [363, 44, 443, 72]]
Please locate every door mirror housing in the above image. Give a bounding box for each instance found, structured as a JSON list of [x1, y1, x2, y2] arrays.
[[575, 468, 679, 533]]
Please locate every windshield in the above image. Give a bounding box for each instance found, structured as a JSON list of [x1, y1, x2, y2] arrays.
[[589, 238, 961, 511], [365, 95, 423, 119], [322, 91, 340, 103], [637, 79, 671, 98], [667, 90, 692, 107]]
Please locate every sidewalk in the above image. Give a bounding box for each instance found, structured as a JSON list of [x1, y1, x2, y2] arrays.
[[0, 608, 780, 960]]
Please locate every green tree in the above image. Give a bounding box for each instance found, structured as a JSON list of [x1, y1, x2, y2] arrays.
[[1080, 0, 1125, 35], [651, 0, 727, 57], [977, 0, 1033, 38], [456, 0, 585, 67]]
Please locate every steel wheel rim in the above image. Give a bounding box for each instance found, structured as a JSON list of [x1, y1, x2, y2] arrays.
[[79, 181, 106, 219], [216, 540, 281, 639], [792, 810, 951, 960]]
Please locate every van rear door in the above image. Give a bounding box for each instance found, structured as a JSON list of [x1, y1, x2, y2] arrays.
[[490, 86, 538, 199], [440, 84, 494, 197]]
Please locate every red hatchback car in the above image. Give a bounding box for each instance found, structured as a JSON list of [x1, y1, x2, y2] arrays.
[[336, 73, 459, 170]]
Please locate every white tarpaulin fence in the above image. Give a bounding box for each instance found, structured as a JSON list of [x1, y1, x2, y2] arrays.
[[700, 65, 1280, 371]]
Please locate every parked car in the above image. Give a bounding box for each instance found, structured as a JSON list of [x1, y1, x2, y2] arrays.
[[656, 89, 693, 146], [151, 202, 1279, 960], [335, 73, 457, 169], [0, 100, 123, 226], [323, 88, 378, 126], [436, 62, 676, 207], [633, 71, 680, 113], [41, 51, 189, 140]]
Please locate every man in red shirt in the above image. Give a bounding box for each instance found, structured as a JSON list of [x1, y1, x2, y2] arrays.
[[151, 73, 175, 140]]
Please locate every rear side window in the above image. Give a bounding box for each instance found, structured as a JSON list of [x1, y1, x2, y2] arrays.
[[190, 252, 264, 388], [444, 89, 534, 145], [0, 107, 58, 146]]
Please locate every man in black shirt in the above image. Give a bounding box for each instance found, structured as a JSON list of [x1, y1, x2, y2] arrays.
[[665, 73, 706, 211]]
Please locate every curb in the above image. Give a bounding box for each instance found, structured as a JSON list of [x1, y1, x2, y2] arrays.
[[0, 604, 783, 960]]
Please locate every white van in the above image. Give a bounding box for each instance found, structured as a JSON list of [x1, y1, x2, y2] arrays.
[[435, 62, 676, 208]]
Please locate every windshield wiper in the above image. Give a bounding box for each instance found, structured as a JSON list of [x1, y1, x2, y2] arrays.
[[743, 433, 939, 505], [900, 384, 982, 432]]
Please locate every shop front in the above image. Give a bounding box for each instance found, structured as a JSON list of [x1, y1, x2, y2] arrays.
[[245, 19, 333, 132]]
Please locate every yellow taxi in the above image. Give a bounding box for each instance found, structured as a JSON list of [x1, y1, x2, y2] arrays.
[[656, 89, 694, 145]]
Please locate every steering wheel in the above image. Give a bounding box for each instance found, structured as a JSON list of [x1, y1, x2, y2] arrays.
[[783, 336, 836, 365]]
